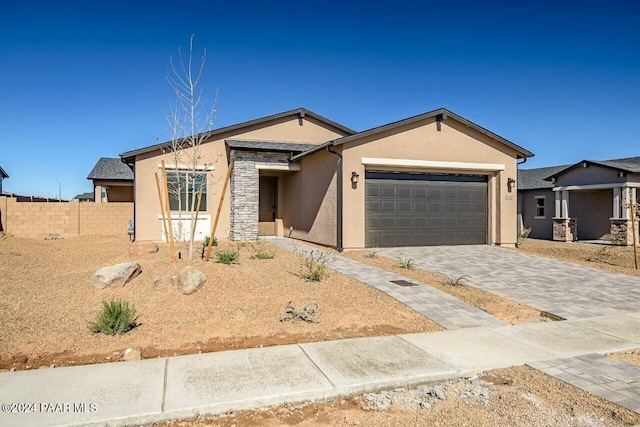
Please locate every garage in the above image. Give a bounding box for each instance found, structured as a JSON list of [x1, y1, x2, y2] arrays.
[[365, 171, 488, 247]]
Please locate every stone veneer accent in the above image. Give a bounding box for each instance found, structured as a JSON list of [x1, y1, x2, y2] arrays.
[[553, 218, 577, 242], [229, 151, 289, 241], [609, 219, 637, 246]]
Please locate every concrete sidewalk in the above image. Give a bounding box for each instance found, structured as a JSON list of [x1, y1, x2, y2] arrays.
[[2, 313, 640, 426]]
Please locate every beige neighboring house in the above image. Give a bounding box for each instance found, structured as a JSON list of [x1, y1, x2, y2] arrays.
[[87, 157, 134, 203], [121, 107, 533, 249]]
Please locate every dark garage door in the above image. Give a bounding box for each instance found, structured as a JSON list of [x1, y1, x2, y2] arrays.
[[365, 171, 488, 247]]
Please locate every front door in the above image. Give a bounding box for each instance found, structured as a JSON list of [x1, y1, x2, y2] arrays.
[[258, 176, 277, 235]]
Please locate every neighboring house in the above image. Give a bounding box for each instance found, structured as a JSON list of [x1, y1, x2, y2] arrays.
[[518, 165, 569, 240], [518, 157, 640, 245], [0, 165, 8, 194], [121, 107, 533, 248], [87, 158, 134, 203], [74, 192, 95, 202]]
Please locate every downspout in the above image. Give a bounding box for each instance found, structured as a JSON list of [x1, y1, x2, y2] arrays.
[[326, 144, 343, 252]]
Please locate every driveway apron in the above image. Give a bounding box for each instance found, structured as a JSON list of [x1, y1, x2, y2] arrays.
[[378, 245, 640, 319]]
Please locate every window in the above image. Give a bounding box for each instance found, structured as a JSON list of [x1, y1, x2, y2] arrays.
[[166, 171, 207, 211], [535, 196, 545, 219]]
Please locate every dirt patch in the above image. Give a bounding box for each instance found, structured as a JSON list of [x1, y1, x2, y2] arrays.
[[340, 250, 548, 325], [0, 236, 441, 370], [608, 348, 640, 368], [517, 238, 640, 278], [152, 366, 640, 426]]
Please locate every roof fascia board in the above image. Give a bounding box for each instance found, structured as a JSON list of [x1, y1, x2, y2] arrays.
[[121, 108, 354, 161], [544, 160, 637, 181], [329, 108, 534, 159]]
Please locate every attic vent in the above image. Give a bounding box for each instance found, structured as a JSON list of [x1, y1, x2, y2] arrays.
[[298, 111, 305, 126], [582, 162, 588, 168]]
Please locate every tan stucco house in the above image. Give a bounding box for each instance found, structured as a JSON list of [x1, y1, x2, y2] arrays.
[[87, 157, 134, 203], [518, 157, 640, 245], [121, 107, 533, 249]]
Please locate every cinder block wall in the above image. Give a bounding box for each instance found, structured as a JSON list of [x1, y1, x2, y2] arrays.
[[0, 196, 133, 238]]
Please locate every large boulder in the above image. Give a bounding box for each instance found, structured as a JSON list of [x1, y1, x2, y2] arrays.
[[173, 267, 206, 295], [130, 242, 159, 257], [92, 262, 142, 289]]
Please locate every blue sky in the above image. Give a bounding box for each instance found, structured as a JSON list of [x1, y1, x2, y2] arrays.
[[2, 0, 639, 198]]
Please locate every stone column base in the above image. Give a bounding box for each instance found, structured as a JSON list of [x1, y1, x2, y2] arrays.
[[553, 218, 577, 242], [610, 219, 637, 246]]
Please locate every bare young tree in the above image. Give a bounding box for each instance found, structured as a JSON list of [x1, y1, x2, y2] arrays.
[[164, 34, 218, 259]]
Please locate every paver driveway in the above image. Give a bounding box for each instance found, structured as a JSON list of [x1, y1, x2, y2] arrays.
[[378, 245, 640, 319]]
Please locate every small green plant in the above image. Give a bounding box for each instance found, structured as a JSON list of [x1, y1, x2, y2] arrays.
[[251, 240, 275, 260], [201, 236, 219, 259], [203, 235, 218, 247], [365, 249, 378, 258], [300, 250, 330, 281], [447, 275, 469, 286], [216, 247, 240, 264], [398, 257, 415, 269], [88, 299, 138, 336]]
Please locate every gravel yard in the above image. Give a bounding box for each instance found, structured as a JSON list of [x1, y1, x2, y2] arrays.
[[517, 238, 640, 278], [0, 236, 440, 370]]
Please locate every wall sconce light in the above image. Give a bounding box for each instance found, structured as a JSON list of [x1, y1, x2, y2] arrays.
[[507, 177, 516, 193], [351, 172, 360, 185]]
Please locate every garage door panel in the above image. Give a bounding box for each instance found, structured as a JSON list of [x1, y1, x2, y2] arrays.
[[413, 188, 427, 198], [414, 201, 427, 211], [397, 201, 412, 212], [381, 201, 397, 212], [365, 171, 487, 247]]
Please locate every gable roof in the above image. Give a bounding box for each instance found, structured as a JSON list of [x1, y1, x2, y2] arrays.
[[544, 156, 640, 181], [225, 139, 318, 154], [87, 157, 134, 181], [120, 108, 355, 161], [0, 165, 8, 179], [291, 107, 534, 161], [518, 165, 569, 190]]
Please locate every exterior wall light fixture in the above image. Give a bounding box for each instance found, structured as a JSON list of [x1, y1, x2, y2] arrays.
[[351, 172, 360, 185], [507, 177, 516, 193]]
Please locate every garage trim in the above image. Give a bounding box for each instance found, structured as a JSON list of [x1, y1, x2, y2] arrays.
[[361, 157, 505, 171]]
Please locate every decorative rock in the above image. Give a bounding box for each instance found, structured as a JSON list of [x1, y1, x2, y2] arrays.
[[122, 348, 141, 361], [173, 267, 206, 295], [130, 242, 159, 257], [92, 262, 142, 289]]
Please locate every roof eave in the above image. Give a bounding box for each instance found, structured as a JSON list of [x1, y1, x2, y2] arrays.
[[120, 108, 355, 161], [328, 107, 534, 159]]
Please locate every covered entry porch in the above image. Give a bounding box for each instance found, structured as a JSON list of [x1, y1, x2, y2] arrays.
[[553, 183, 639, 245]]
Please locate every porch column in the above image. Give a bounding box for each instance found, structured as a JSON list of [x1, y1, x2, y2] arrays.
[[613, 187, 621, 219], [94, 185, 103, 203], [622, 187, 631, 219], [555, 190, 562, 218], [561, 190, 569, 218]]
